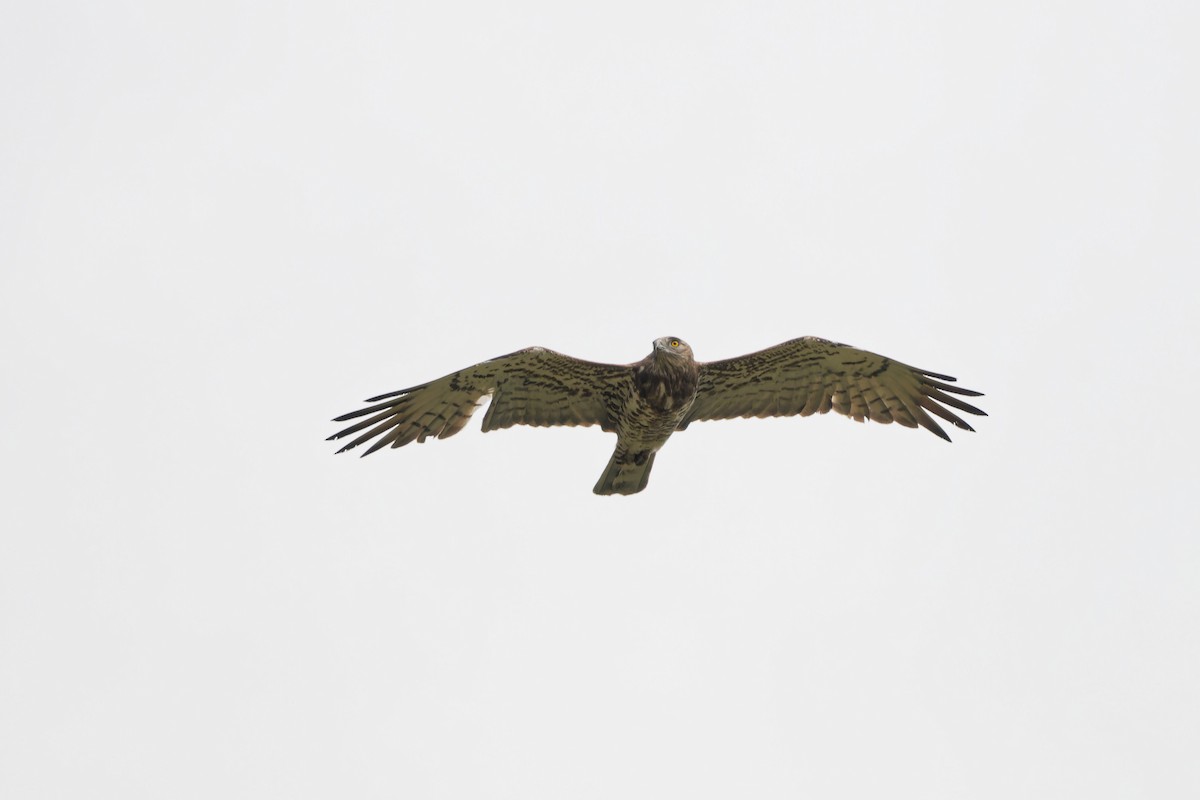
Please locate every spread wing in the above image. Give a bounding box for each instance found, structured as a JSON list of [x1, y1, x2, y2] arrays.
[[679, 336, 985, 441], [329, 347, 629, 456]]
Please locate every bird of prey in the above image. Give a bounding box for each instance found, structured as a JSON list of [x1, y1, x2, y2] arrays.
[[328, 336, 985, 495]]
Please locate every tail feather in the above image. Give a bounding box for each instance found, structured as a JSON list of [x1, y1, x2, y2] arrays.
[[593, 450, 657, 496]]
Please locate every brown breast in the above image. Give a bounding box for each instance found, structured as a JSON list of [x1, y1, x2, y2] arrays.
[[634, 355, 699, 413]]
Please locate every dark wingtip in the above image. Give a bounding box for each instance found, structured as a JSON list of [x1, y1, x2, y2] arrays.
[[922, 376, 985, 398], [362, 438, 392, 457], [365, 384, 425, 403]]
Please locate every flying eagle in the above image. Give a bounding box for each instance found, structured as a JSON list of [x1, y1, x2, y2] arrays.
[[329, 336, 985, 495]]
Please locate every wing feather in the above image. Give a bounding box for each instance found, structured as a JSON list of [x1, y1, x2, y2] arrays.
[[679, 336, 985, 440], [328, 347, 627, 456]]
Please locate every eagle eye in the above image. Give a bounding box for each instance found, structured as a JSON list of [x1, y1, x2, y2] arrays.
[[670, 339, 680, 347]]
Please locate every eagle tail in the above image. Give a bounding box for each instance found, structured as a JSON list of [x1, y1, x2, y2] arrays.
[[593, 450, 657, 496]]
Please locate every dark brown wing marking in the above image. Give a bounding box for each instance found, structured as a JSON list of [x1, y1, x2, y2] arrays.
[[328, 347, 629, 456], [678, 336, 985, 441]]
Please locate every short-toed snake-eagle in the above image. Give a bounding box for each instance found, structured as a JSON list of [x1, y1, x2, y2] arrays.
[[329, 336, 985, 495]]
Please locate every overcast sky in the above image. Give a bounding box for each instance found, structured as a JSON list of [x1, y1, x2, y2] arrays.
[[3, 2, 1198, 798]]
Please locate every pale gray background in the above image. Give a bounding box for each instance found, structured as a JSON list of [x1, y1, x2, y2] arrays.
[[2, 2, 1197, 798]]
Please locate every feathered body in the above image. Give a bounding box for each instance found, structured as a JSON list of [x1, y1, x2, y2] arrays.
[[329, 335, 985, 495], [596, 337, 700, 494]]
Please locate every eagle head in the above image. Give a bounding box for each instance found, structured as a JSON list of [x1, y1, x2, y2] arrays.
[[653, 336, 694, 361]]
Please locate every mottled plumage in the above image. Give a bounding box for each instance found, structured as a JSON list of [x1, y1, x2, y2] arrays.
[[329, 336, 985, 495]]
